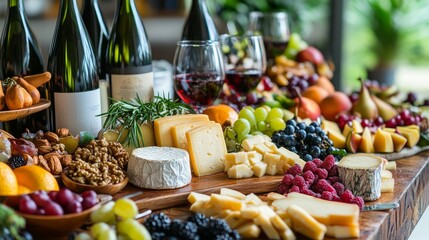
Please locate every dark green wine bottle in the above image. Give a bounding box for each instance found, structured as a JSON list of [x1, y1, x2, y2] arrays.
[[0, 0, 51, 136], [181, 0, 218, 40], [107, 0, 154, 102], [47, 0, 101, 136], [81, 0, 110, 116]]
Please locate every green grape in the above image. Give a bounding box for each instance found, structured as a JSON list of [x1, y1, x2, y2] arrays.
[[233, 118, 251, 136], [98, 227, 117, 240], [264, 129, 275, 137], [236, 134, 247, 143], [113, 198, 138, 220], [243, 106, 255, 113], [239, 108, 256, 130], [269, 118, 286, 131], [75, 232, 92, 240], [288, 33, 302, 50], [225, 126, 237, 139], [257, 121, 267, 132], [260, 105, 271, 112], [252, 131, 264, 135], [254, 107, 268, 122], [90, 222, 110, 239], [117, 219, 152, 240], [90, 201, 115, 223], [266, 108, 284, 122]]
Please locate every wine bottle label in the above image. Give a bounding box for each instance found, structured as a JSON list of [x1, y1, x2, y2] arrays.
[[54, 89, 102, 137], [110, 72, 154, 102], [99, 79, 109, 124]]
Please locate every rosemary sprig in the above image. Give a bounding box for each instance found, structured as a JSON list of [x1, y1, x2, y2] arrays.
[[100, 94, 195, 148]]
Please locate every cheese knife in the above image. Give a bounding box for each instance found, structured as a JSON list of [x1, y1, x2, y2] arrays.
[[362, 202, 399, 211]]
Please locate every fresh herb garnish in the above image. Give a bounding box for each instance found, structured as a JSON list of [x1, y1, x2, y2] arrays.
[[99, 95, 194, 148]]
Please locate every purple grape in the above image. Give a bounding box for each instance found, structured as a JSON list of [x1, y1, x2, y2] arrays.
[[19, 195, 38, 214], [44, 201, 64, 216], [245, 92, 258, 105], [48, 191, 58, 201], [56, 188, 74, 207], [82, 196, 98, 210], [30, 191, 51, 207], [66, 201, 82, 214], [308, 74, 319, 85]]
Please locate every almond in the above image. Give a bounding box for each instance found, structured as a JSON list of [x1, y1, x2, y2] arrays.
[[46, 155, 62, 175]]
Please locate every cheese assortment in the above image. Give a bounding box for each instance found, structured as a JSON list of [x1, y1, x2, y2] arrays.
[[224, 135, 306, 179], [337, 154, 384, 201], [127, 147, 192, 189], [171, 120, 213, 150]]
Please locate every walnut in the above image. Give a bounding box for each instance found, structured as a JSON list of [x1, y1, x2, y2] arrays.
[[37, 156, 50, 172], [57, 128, 70, 138], [34, 139, 50, 148], [44, 132, 59, 143], [38, 145, 53, 155], [60, 154, 72, 167], [46, 155, 62, 175]]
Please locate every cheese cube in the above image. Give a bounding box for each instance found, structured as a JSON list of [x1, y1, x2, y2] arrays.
[[225, 152, 250, 166], [276, 147, 306, 168], [236, 223, 261, 238], [154, 114, 209, 147], [287, 204, 327, 240], [382, 178, 394, 192], [252, 161, 267, 177], [171, 121, 212, 150], [247, 151, 263, 165], [264, 141, 278, 152], [241, 135, 266, 151], [210, 193, 244, 211], [228, 164, 254, 179], [326, 224, 360, 238], [263, 153, 281, 175], [188, 192, 210, 204], [186, 123, 227, 176], [253, 143, 274, 155], [220, 188, 246, 200]]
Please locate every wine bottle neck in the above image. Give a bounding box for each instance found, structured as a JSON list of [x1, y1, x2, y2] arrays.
[[8, 0, 22, 8], [118, 0, 137, 13], [83, 0, 99, 8], [59, 0, 80, 16]]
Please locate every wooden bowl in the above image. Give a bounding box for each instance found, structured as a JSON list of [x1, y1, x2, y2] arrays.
[[18, 203, 99, 238], [61, 171, 128, 195]]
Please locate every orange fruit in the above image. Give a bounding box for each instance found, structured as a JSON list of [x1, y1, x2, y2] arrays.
[[17, 185, 31, 194], [0, 162, 18, 196], [13, 165, 59, 192], [203, 104, 238, 125]]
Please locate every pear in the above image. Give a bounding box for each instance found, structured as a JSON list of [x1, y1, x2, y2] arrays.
[[352, 78, 378, 120], [371, 95, 397, 121]]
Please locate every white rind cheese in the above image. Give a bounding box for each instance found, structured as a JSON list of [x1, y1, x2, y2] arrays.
[[127, 147, 192, 189]]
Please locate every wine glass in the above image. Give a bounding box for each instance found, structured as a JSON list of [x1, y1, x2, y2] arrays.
[[220, 34, 267, 102], [173, 40, 225, 113], [248, 11, 291, 64]]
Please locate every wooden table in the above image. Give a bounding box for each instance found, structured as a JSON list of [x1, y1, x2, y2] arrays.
[[113, 150, 429, 239]]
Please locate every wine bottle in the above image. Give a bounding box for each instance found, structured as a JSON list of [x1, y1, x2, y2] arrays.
[[0, 0, 51, 136], [181, 0, 218, 40], [107, 0, 153, 102], [47, 0, 101, 136], [81, 0, 110, 117]]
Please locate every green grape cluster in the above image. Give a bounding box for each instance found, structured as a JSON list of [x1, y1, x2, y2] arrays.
[[75, 198, 151, 240], [284, 33, 308, 59], [224, 106, 289, 152]]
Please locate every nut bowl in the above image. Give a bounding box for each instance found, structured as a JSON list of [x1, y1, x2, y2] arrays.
[[61, 170, 128, 195]]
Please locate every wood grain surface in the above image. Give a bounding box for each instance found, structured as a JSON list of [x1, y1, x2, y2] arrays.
[[113, 150, 429, 239]]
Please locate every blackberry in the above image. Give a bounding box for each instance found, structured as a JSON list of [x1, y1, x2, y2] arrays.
[[169, 219, 199, 240], [151, 232, 166, 240], [7, 155, 26, 170], [187, 213, 209, 229], [144, 213, 171, 233], [200, 218, 232, 239]]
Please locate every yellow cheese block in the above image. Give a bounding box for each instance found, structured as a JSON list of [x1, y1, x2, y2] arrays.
[[272, 192, 360, 226], [287, 204, 327, 240], [382, 178, 395, 192], [252, 161, 267, 177], [171, 120, 212, 150], [154, 114, 209, 147], [220, 188, 246, 200], [263, 153, 281, 175], [187, 192, 210, 204], [186, 122, 227, 176], [224, 211, 249, 229], [247, 151, 263, 165], [253, 206, 281, 239], [241, 135, 266, 151], [276, 147, 306, 168], [225, 152, 250, 166], [240, 206, 261, 219], [326, 224, 360, 238], [228, 164, 254, 178], [236, 222, 261, 238], [210, 193, 244, 211]]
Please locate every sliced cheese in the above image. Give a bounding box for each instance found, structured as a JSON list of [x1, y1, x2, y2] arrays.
[[240, 206, 260, 219], [210, 193, 244, 211], [154, 114, 209, 147], [186, 122, 227, 176], [253, 142, 274, 154], [272, 192, 360, 226], [228, 164, 254, 179], [253, 206, 281, 239], [188, 192, 210, 204], [220, 188, 246, 200], [326, 224, 360, 238], [236, 222, 261, 238], [127, 147, 191, 189], [287, 204, 327, 240], [381, 178, 395, 193], [171, 120, 212, 150], [224, 211, 249, 229]]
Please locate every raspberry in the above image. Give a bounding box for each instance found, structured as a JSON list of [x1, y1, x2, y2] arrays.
[[289, 186, 300, 193], [328, 165, 338, 177], [327, 176, 341, 184], [314, 168, 328, 179], [332, 194, 341, 202], [301, 188, 316, 197], [324, 184, 336, 194], [321, 191, 333, 200], [314, 179, 330, 194], [312, 158, 323, 168], [321, 155, 335, 170], [303, 161, 317, 173], [286, 164, 302, 176], [281, 174, 294, 186], [353, 196, 365, 210], [292, 176, 307, 189], [277, 184, 290, 194], [302, 171, 315, 185], [332, 182, 345, 196], [340, 190, 355, 203]]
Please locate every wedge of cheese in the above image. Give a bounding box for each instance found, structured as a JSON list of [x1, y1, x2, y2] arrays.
[[326, 223, 360, 238], [154, 114, 209, 147], [171, 120, 213, 150], [186, 122, 227, 176], [272, 192, 360, 226], [287, 204, 327, 240]]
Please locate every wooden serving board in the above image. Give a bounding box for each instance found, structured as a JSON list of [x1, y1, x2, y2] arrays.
[[113, 173, 283, 211]]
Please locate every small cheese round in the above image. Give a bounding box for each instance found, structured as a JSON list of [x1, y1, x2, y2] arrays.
[[127, 147, 192, 189]]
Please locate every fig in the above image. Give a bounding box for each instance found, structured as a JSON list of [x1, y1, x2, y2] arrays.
[[8, 138, 38, 157]]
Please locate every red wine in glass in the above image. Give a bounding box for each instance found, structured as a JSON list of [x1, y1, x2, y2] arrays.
[[225, 69, 263, 94], [174, 73, 224, 111], [264, 39, 289, 63]]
